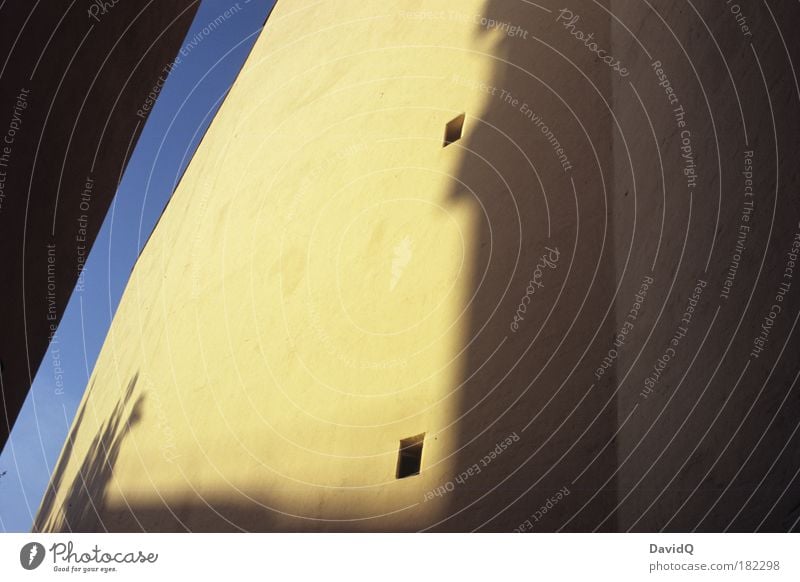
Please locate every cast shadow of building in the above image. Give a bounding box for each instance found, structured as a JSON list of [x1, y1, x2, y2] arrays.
[[34, 373, 145, 532], [432, 1, 622, 531]]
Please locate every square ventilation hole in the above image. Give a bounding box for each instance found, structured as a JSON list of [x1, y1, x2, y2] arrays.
[[396, 433, 425, 479], [443, 113, 466, 147]]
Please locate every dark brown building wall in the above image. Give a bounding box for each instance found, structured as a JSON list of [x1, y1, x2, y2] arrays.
[[0, 1, 199, 447]]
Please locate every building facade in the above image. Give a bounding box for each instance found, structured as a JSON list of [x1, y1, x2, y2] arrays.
[[37, 0, 800, 532]]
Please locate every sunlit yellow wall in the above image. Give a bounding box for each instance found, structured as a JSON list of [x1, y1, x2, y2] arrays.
[[36, 0, 523, 531]]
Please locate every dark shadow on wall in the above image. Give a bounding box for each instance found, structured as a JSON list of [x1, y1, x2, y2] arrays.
[[433, 1, 621, 531], [34, 373, 144, 532], [429, 0, 800, 533], [81, 501, 283, 532]]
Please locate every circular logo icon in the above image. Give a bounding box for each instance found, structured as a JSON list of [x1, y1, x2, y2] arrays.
[[20, 542, 46, 570]]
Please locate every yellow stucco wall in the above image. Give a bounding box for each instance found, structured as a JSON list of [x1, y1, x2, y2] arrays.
[[38, 0, 546, 531]]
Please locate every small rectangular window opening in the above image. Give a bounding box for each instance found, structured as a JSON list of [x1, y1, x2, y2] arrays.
[[443, 113, 466, 147], [396, 433, 425, 479]]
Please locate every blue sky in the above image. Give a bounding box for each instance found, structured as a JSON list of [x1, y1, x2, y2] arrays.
[[0, 0, 276, 533]]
